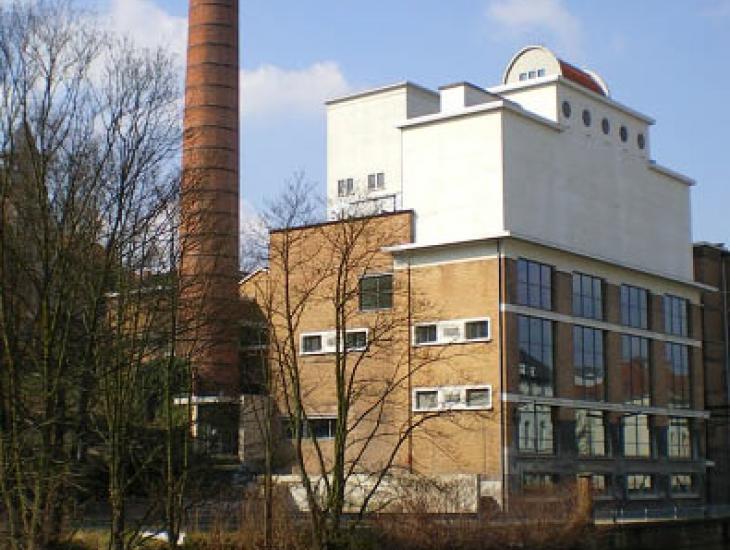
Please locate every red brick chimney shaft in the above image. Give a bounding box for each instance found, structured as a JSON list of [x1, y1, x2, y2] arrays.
[[180, 0, 240, 396]]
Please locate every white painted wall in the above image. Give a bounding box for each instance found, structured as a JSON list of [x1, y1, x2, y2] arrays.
[[401, 112, 505, 245], [501, 106, 692, 280], [326, 84, 439, 218]]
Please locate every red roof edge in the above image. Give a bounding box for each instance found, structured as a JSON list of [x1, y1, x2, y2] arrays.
[[558, 60, 605, 96]]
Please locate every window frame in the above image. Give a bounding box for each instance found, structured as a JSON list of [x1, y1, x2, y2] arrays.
[[517, 258, 553, 310], [359, 273, 394, 311], [621, 334, 651, 406], [620, 284, 649, 329], [518, 315, 554, 397], [668, 417, 692, 460], [412, 385, 493, 412], [284, 415, 338, 441], [300, 328, 369, 355], [517, 403, 554, 455], [573, 326, 606, 401], [664, 294, 689, 337], [670, 474, 697, 496], [626, 474, 655, 498], [621, 413, 652, 458], [576, 409, 607, 458], [572, 272, 604, 320], [337, 178, 354, 197], [412, 317, 491, 346]]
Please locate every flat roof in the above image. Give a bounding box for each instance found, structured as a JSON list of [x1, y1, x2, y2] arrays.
[[325, 81, 438, 106]]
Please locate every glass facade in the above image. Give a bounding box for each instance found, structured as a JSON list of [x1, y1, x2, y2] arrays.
[[573, 326, 605, 400], [576, 410, 607, 457], [572, 273, 603, 320], [517, 403, 554, 454], [664, 295, 689, 337], [518, 316, 554, 396], [621, 284, 649, 329], [517, 259, 552, 310], [666, 343, 691, 408], [621, 335, 651, 406]]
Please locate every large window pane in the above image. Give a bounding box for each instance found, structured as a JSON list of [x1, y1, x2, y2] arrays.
[[668, 418, 692, 459], [518, 403, 553, 455], [666, 343, 691, 408], [518, 315, 554, 397], [576, 410, 606, 457], [621, 335, 651, 406], [574, 327, 605, 400], [621, 284, 649, 329], [622, 414, 651, 457], [664, 295, 689, 337], [572, 273, 603, 320], [359, 274, 393, 310], [517, 259, 552, 310]]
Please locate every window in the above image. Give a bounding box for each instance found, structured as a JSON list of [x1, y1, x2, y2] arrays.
[[518, 403, 554, 454], [576, 410, 606, 457], [345, 330, 367, 351], [621, 284, 649, 329], [574, 327, 605, 400], [518, 316, 554, 396], [621, 335, 651, 405], [601, 117, 610, 135], [626, 474, 654, 496], [590, 474, 611, 495], [412, 385, 492, 412], [240, 325, 268, 348], [670, 474, 695, 495], [620, 125, 628, 143], [285, 417, 337, 440], [519, 72, 527, 81], [414, 390, 438, 411], [573, 272, 603, 319], [562, 100, 572, 118], [359, 274, 393, 310], [414, 324, 437, 344], [637, 133, 646, 150], [465, 320, 490, 340], [668, 418, 692, 459], [666, 343, 691, 408], [367, 172, 385, 191], [517, 259, 552, 310], [302, 334, 322, 353], [537, 68, 546, 77], [582, 109, 591, 126], [622, 414, 651, 458], [664, 295, 689, 337], [522, 472, 557, 493], [337, 178, 354, 197], [466, 388, 491, 408]]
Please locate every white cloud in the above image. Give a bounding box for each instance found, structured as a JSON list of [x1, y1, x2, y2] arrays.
[[486, 0, 584, 58], [241, 62, 351, 119], [104, 0, 187, 60]]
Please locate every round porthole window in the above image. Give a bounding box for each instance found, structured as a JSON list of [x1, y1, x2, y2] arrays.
[[620, 125, 628, 143], [601, 118, 610, 135], [562, 101, 571, 118], [637, 133, 646, 150], [582, 109, 591, 127]]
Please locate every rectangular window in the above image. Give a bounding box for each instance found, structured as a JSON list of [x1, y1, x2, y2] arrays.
[[345, 330, 367, 351], [666, 343, 691, 408], [366, 172, 385, 191], [576, 410, 607, 457], [670, 474, 695, 495], [664, 295, 689, 337], [302, 334, 322, 353], [573, 326, 605, 401], [517, 259, 552, 310], [518, 316, 554, 397], [517, 403, 554, 455], [626, 474, 654, 496], [668, 418, 692, 459], [537, 68, 546, 77], [621, 284, 649, 329], [572, 273, 603, 320], [465, 320, 490, 340], [414, 390, 438, 411], [622, 414, 651, 458], [337, 178, 354, 197], [522, 472, 557, 493], [359, 274, 393, 310], [284, 417, 337, 440], [240, 325, 268, 348], [621, 335, 651, 406], [466, 387, 492, 408], [414, 324, 437, 344], [590, 474, 610, 495], [519, 72, 528, 81]]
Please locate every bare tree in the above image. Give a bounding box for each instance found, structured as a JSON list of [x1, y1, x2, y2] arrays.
[[242, 178, 467, 550]]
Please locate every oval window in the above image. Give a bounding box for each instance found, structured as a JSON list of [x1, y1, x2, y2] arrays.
[[562, 101, 571, 118], [601, 118, 610, 135], [582, 109, 591, 127], [637, 133, 646, 150], [620, 125, 628, 143]]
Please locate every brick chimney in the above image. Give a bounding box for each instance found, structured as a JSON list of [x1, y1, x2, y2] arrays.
[[180, 0, 240, 396]]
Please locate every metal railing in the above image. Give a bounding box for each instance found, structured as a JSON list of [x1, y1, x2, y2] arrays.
[[594, 504, 730, 523]]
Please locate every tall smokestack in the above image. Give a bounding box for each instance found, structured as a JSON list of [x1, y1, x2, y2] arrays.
[[180, 0, 240, 396]]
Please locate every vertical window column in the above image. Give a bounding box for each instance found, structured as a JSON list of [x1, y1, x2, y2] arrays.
[[518, 316, 554, 397]]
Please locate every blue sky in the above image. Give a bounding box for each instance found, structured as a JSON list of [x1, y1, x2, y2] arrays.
[[88, 0, 729, 244]]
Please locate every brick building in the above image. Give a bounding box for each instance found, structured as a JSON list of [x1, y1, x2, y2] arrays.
[[238, 46, 724, 510]]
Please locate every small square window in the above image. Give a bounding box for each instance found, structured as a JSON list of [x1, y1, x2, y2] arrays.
[[443, 389, 462, 405], [466, 388, 491, 408], [302, 335, 322, 353], [345, 331, 367, 351], [415, 324, 437, 344], [359, 274, 393, 310], [537, 68, 546, 77], [528, 70, 536, 79], [465, 320, 489, 340], [519, 72, 527, 81], [415, 390, 438, 410]]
